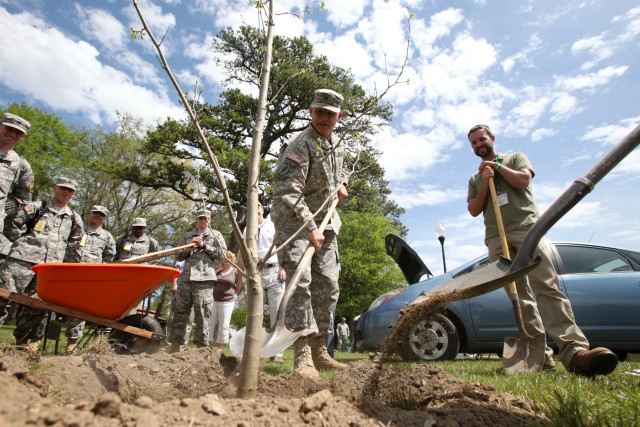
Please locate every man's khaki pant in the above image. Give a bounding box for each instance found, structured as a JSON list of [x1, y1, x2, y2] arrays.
[[486, 226, 589, 368]]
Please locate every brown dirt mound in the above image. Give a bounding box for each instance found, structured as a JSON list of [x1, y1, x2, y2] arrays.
[[0, 344, 546, 426], [382, 292, 453, 358]]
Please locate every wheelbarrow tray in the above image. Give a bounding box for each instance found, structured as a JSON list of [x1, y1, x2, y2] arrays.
[[33, 263, 179, 320]]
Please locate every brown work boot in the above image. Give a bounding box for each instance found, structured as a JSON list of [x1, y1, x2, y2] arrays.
[[310, 336, 347, 370], [66, 338, 78, 353], [568, 347, 618, 377], [27, 339, 42, 353], [293, 337, 319, 379]]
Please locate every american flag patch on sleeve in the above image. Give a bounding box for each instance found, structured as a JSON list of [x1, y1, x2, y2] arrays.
[[287, 152, 304, 164]]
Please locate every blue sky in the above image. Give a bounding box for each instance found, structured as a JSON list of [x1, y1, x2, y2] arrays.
[[1, 0, 639, 274]]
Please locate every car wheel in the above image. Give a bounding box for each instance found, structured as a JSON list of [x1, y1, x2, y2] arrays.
[[399, 314, 460, 361], [109, 314, 164, 354]]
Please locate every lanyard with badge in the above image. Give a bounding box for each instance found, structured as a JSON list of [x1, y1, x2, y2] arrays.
[[493, 155, 509, 207]]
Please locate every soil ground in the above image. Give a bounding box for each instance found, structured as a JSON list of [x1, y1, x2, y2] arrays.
[[0, 343, 547, 426]]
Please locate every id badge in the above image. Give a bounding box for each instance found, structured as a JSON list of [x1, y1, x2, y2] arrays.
[[34, 221, 46, 232], [80, 235, 87, 247], [124, 243, 132, 251], [497, 192, 509, 207]]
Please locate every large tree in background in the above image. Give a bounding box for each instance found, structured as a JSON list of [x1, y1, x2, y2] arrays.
[[111, 25, 404, 230]]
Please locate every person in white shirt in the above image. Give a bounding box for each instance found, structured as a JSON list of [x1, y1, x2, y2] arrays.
[[336, 317, 350, 351], [236, 203, 286, 363]]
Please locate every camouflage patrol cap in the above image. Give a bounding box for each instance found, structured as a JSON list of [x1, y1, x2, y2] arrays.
[[131, 217, 147, 227], [196, 209, 211, 219], [1, 112, 31, 134], [310, 89, 343, 113], [91, 205, 109, 216], [55, 176, 78, 191]]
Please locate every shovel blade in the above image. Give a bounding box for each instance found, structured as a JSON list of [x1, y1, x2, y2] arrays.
[[502, 333, 546, 373], [229, 326, 309, 358], [420, 255, 541, 302]]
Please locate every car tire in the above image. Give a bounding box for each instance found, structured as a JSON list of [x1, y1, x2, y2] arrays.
[[399, 314, 460, 362], [108, 314, 164, 354]]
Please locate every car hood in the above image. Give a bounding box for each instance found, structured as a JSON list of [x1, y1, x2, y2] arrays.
[[385, 233, 433, 285]]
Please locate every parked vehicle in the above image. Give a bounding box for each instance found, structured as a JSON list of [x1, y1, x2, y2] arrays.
[[355, 235, 640, 362]]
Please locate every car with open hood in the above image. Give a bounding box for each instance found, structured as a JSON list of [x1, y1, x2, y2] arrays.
[[354, 234, 640, 361]]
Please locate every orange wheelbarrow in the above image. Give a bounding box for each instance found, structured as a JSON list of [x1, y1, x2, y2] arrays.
[[0, 263, 180, 354]]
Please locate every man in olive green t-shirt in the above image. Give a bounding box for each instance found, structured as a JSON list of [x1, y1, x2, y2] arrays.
[[466, 124, 617, 377]]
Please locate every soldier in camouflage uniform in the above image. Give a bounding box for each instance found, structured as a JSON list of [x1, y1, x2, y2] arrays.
[[271, 89, 350, 378], [0, 177, 84, 351], [168, 210, 227, 352], [114, 217, 159, 261], [0, 113, 35, 261], [64, 205, 116, 352]]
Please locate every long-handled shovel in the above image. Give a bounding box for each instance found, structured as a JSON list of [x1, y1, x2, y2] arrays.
[[415, 125, 640, 303], [117, 243, 197, 264], [230, 198, 340, 357], [488, 174, 545, 373]]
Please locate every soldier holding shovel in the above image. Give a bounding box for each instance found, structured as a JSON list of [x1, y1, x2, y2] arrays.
[[271, 89, 349, 378]]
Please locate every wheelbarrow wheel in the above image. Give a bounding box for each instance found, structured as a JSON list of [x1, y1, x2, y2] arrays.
[[108, 314, 164, 355], [399, 314, 460, 362]]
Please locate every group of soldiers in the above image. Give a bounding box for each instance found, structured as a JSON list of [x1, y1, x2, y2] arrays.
[[0, 111, 162, 352], [1, 88, 350, 380]]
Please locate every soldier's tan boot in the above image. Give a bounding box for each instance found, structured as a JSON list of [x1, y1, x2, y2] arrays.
[[168, 342, 182, 353], [66, 338, 78, 353], [14, 336, 29, 347], [311, 335, 347, 370], [27, 339, 42, 353], [293, 337, 319, 379]]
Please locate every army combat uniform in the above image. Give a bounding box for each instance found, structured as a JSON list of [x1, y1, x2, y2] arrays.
[[0, 199, 84, 341], [0, 151, 34, 259], [114, 233, 159, 261], [168, 226, 227, 348], [271, 124, 349, 336]]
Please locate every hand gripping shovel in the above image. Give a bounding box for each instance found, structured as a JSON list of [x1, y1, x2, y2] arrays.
[[488, 173, 545, 373], [418, 125, 640, 303], [230, 198, 340, 358]]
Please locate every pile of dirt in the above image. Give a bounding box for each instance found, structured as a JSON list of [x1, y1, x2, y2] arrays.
[[382, 292, 452, 358], [0, 344, 546, 426]]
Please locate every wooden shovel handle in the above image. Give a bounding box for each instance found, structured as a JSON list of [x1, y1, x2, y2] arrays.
[[118, 243, 197, 264], [487, 174, 517, 297]]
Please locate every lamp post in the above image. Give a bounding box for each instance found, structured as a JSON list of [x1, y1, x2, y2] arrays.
[[435, 224, 447, 273]]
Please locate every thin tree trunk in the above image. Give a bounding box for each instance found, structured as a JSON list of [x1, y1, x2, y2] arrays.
[[236, 0, 275, 398]]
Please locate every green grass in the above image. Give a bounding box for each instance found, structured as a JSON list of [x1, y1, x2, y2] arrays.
[[437, 354, 640, 426]]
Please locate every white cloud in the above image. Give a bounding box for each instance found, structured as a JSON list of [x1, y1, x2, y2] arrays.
[[555, 65, 628, 91], [501, 33, 541, 73], [531, 128, 557, 142], [391, 183, 467, 209], [373, 125, 454, 181], [0, 7, 184, 125], [581, 117, 640, 145], [75, 4, 127, 51], [549, 93, 579, 122], [322, 0, 366, 28]]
